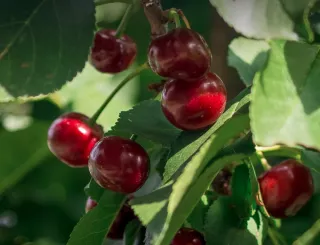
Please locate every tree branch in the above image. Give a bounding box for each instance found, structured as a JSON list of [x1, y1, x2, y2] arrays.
[[141, 0, 168, 38]]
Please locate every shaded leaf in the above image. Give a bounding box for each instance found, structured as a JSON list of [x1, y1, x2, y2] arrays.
[[0, 0, 95, 97], [124, 219, 142, 245], [156, 115, 251, 245], [228, 38, 270, 86], [302, 149, 320, 173], [84, 179, 104, 202], [204, 198, 266, 245], [250, 40, 320, 150], [231, 163, 254, 219], [111, 100, 181, 145], [0, 121, 50, 193], [67, 190, 126, 245]]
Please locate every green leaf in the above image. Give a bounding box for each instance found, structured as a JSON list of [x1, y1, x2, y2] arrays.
[[111, 100, 181, 145], [228, 38, 270, 86], [57, 63, 139, 129], [186, 193, 212, 233], [67, 190, 126, 245], [250, 40, 320, 151], [209, 0, 298, 40], [0, 0, 95, 98], [84, 179, 104, 202], [163, 87, 251, 183], [124, 220, 142, 245], [281, 0, 313, 19], [302, 149, 320, 173], [156, 115, 251, 245], [231, 163, 254, 219], [134, 145, 165, 197], [204, 198, 266, 245], [0, 121, 50, 193]]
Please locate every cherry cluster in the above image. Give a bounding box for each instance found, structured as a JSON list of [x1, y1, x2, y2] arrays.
[[46, 13, 314, 244], [148, 28, 227, 130]]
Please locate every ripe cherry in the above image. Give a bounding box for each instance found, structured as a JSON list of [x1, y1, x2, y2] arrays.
[[212, 168, 232, 196], [47, 112, 104, 167], [88, 136, 150, 194], [161, 72, 227, 131], [148, 28, 212, 80], [85, 197, 135, 240], [171, 228, 205, 245], [90, 29, 137, 73], [258, 159, 314, 218]]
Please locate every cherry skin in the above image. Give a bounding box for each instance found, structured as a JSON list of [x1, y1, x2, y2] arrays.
[[85, 197, 135, 240], [90, 29, 137, 73], [171, 228, 205, 245], [161, 72, 227, 131], [47, 112, 104, 167], [212, 168, 232, 196], [258, 159, 314, 218], [148, 28, 212, 80], [88, 136, 150, 194]]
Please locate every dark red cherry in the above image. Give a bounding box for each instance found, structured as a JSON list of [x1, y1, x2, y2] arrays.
[[107, 203, 135, 240], [85, 197, 98, 213], [171, 228, 205, 245], [88, 136, 150, 194], [161, 72, 227, 131], [47, 112, 104, 167], [84, 198, 135, 240], [148, 28, 212, 80], [90, 29, 137, 73], [212, 168, 232, 196], [258, 159, 314, 218]]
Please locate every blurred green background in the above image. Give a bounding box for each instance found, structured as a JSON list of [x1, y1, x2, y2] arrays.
[[1, 1, 320, 245]]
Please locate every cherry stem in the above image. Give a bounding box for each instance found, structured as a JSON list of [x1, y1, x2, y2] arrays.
[[268, 228, 282, 245], [255, 145, 302, 160], [256, 150, 271, 171], [168, 9, 181, 28], [90, 63, 149, 125], [115, 4, 134, 38], [293, 219, 320, 245], [177, 9, 191, 29]]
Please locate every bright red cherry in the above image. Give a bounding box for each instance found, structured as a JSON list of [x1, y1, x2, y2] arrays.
[[47, 112, 104, 167], [88, 136, 150, 194], [148, 28, 212, 80], [161, 72, 227, 131], [90, 29, 137, 73], [258, 159, 314, 218], [171, 228, 205, 245], [84, 198, 135, 240]]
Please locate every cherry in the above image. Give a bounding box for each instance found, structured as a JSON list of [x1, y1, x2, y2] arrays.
[[47, 112, 104, 167], [161, 72, 227, 130], [90, 29, 137, 73], [148, 28, 212, 80], [107, 203, 135, 240], [88, 136, 150, 194], [258, 159, 314, 218], [171, 228, 205, 245], [212, 168, 232, 196], [84, 197, 135, 240]]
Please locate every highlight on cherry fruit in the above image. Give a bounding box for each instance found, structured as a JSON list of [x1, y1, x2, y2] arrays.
[[1, 1, 320, 245]]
